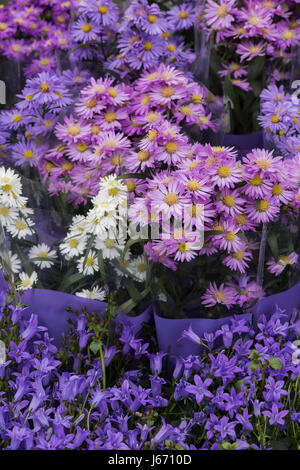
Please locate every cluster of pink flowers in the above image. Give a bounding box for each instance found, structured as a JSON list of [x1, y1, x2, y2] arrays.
[[39, 64, 215, 204], [197, 0, 300, 92], [0, 0, 78, 77]]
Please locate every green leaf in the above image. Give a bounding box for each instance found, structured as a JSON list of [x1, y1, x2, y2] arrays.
[[58, 271, 84, 292], [249, 360, 259, 373], [89, 341, 102, 355], [267, 233, 279, 259], [268, 357, 283, 370]]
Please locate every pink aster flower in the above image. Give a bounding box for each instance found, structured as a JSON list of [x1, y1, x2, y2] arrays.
[[214, 220, 244, 253], [204, 0, 236, 31], [201, 282, 237, 309], [72, 17, 100, 44], [267, 252, 298, 277], [206, 160, 243, 189], [150, 179, 190, 218], [245, 198, 280, 223], [55, 116, 91, 144], [236, 41, 266, 62], [216, 188, 245, 217], [243, 149, 282, 178], [167, 4, 195, 31], [223, 242, 253, 274]]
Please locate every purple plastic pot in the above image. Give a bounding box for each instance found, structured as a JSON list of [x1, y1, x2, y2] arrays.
[[154, 309, 252, 357], [154, 280, 300, 357], [0, 271, 152, 347], [223, 131, 263, 151], [254, 280, 300, 322]]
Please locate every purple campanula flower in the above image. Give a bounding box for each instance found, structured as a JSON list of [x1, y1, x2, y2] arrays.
[[185, 375, 213, 404], [263, 404, 289, 426]]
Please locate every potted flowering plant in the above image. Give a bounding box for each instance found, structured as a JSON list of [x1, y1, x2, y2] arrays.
[[194, 0, 300, 134]]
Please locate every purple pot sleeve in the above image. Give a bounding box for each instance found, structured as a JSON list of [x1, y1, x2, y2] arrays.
[[154, 311, 252, 357]]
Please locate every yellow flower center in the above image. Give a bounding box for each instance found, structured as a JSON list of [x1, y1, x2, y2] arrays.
[[62, 162, 73, 171], [218, 165, 231, 177], [187, 180, 200, 191], [2, 184, 12, 192], [0, 207, 9, 215], [105, 112, 117, 122], [178, 11, 188, 19], [148, 14, 157, 23], [82, 23, 92, 33], [146, 111, 160, 123], [0, 22, 7, 31], [248, 15, 261, 26], [256, 158, 271, 170], [16, 221, 25, 230], [67, 124, 81, 136], [250, 174, 263, 186], [164, 193, 178, 206], [126, 181, 136, 192], [138, 151, 150, 162], [282, 30, 294, 41], [256, 200, 270, 212], [98, 5, 108, 14], [180, 105, 193, 115], [271, 114, 279, 123], [217, 5, 228, 18], [279, 255, 290, 264], [161, 86, 175, 98], [40, 59, 50, 66], [235, 214, 247, 226], [225, 232, 236, 241], [249, 45, 260, 54], [69, 239, 78, 248], [165, 141, 178, 154], [166, 44, 176, 52], [178, 242, 187, 253], [91, 125, 100, 135], [223, 195, 235, 207], [105, 138, 118, 149], [110, 155, 123, 166], [86, 257, 94, 266], [272, 184, 283, 196], [144, 42, 153, 51], [148, 129, 158, 141], [39, 251, 48, 258], [44, 120, 53, 127], [24, 150, 34, 159], [12, 114, 22, 122], [233, 250, 245, 260], [108, 87, 118, 98], [137, 262, 146, 272], [76, 142, 88, 152], [214, 290, 225, 302], [105, 239, 115, 248]]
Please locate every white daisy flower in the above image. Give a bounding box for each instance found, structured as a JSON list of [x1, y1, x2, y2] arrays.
[[0, 204, 18, 226], [95, 236, 125, 259], [0, 167, 24, 207], [75, 286, 106, 301], [127, 255, 147, 282], [0, 250, 21, 274], [77, 249, 99, 275], [60, 234, 87, 259], [99, 175, 128, 205], [28, 243, 57, 269], [85, 209, 111, 236], [6, 217, 35, 239], [17, 271, 38, 290]]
